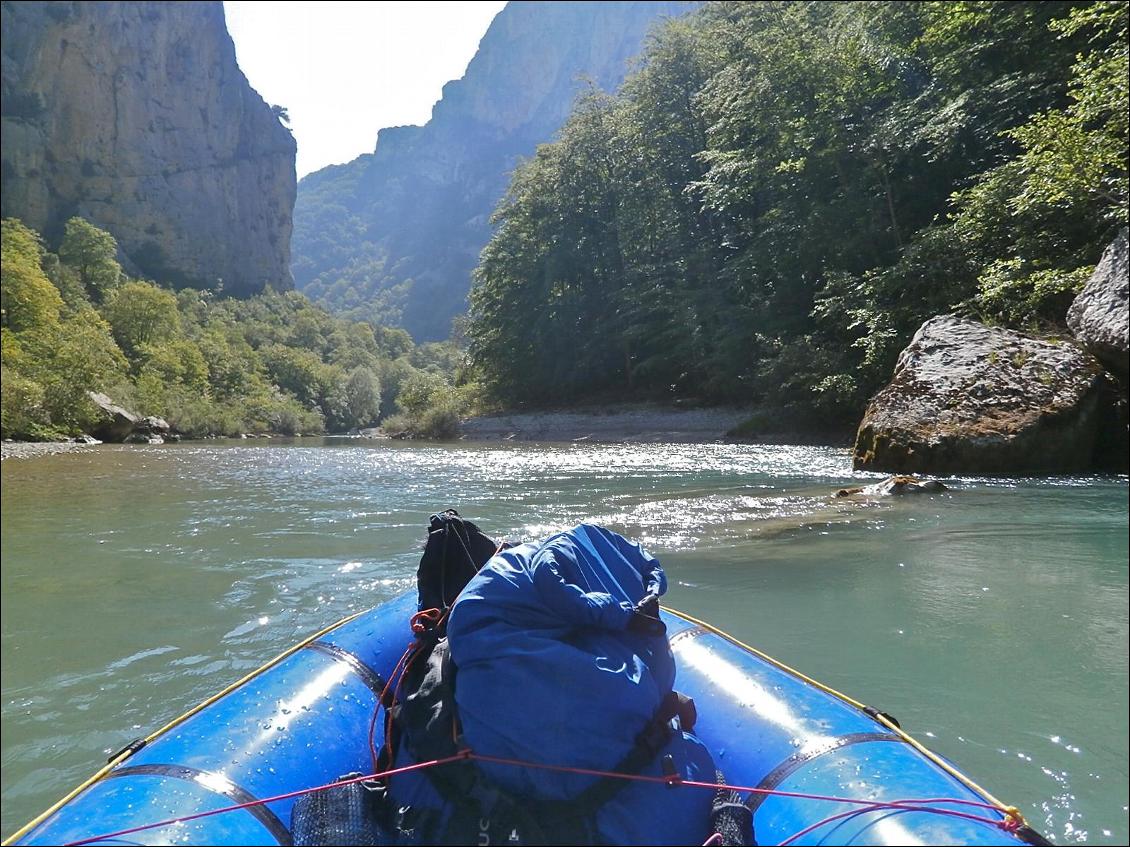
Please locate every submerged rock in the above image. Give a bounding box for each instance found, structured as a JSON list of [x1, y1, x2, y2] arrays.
[[853, 315, 1106, 475], [1067, 229, 1128, 382], [835, 476, 948, 497]]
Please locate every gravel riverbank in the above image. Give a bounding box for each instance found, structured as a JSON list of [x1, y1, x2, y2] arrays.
[[0, 441, 95, 461]]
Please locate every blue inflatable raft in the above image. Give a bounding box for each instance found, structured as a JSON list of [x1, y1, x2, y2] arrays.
[[4, 592, 1045, 846]]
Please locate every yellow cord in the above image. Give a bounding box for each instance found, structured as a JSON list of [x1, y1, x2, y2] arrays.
[[2, 611, 363, 846], [665, 606, 1027, 826]]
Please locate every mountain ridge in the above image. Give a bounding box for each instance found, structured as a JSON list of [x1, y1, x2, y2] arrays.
[[293, 0, 699, 340]]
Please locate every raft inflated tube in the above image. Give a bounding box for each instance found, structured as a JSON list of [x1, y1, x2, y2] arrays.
[[6, 592, 1044, 846]]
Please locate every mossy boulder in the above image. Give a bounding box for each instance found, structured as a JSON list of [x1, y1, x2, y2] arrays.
[[854, 315, 1106, 475]]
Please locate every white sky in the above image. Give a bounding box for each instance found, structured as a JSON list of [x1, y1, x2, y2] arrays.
[[223, 1, 507, 178]]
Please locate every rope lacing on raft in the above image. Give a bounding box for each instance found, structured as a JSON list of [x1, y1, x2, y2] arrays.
[[7, 605, 1033, 847], [59, 745, 1027, 847]]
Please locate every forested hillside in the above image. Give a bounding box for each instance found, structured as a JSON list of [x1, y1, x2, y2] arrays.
[[293, 1, 696, 340], [468, 1, 1128, 430], [1, 218, 469, 440]]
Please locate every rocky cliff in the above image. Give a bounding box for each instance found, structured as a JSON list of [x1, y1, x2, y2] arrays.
[[1068, 228, 1129, 383], [294, 0, 697, 340], [1, 1, 295, 296]]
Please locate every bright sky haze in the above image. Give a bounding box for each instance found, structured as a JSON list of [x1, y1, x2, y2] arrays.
[[223, 1, 507, 179]]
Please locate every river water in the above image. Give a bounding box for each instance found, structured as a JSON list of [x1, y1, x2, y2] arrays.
[[1, 440, 1126, 843]]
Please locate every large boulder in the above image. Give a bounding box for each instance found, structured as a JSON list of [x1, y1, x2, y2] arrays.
[[854, 315, 1106, 475], [1067, 229, 1129, 382], [85, 392, 139, 443], [134, 415, 171, 437]]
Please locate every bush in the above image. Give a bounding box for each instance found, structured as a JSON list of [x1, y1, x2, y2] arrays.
[[380, 372, 467, 440], [1, 217, 452, 442], [0, 367, 50, 439]]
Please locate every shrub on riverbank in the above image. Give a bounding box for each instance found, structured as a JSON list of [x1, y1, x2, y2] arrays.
[[0, 218, 461, 440], [380, 370, 481, 439]]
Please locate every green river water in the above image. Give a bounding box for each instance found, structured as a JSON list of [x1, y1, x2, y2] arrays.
[[1, 440, 1127, 842]]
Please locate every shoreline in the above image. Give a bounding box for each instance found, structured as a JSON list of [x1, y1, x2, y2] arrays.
[[0, 441, 96, 461], [3, 406, 850, 459], [459, 404, 765, 444]]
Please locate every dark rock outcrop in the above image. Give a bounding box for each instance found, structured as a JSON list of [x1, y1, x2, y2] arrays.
[[835, 476, 948, 497], [1067, 229, 1129, 382], [84, 394, 175, 443], [294, 1, 697, 340], [854, 315, 1106, 475], [1, 1, 295, 295], [86, 392, 139, 443], [134, 415, 171, 438], [124, 432, 164, 445]]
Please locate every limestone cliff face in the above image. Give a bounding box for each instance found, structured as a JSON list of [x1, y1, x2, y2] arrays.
[[1, 1, 295, 295], [295, 1, 698, 340]]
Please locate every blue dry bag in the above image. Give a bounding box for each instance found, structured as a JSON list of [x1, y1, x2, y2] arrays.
[[447, 524, 715, 845]]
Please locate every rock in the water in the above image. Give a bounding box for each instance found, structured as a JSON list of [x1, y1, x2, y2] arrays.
[[134, 415, 171, 436], [1067, 229, 1129, 381], [71, 433, 102, 445], [835, 476, 948, 497], [854, 315, 1106, 475], [85, 392, 139, 443], [1, 1, 295, 295], [125, 432, 164, 445]]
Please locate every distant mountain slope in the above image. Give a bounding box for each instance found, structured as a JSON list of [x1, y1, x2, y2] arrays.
[[1, 1, 295, 296], [293, 0, 696, 340]]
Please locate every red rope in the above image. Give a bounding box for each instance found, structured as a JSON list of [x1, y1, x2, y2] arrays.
[[369, 641, 414, 772], [776, 802, 1007, 846], [62, 753, 470, 847], [46, 603, 1025, 846], [60, 746, 1019, 847], [468, 751, 1011, 815], [470, 753, 1018, 843]]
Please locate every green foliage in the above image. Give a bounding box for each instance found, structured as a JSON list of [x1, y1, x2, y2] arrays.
[[974, 261, 1093, 327], [0, 365, 50, 438], [2, 219, 63, 331], [1, 217, 457, 440], [58, 216, 123, 304], [951, 1, 1128, 324], [342, 366, 382, 429], [467, 0, 1122, 428], [102, 281, 182, 358], [382, 369, 473, 440], [10, 306, 129, 432]]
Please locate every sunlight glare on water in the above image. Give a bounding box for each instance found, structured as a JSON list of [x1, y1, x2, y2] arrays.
[[1, 439, 1127, 843]]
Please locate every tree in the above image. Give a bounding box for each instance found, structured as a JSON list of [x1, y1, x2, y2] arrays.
[[58, 217, 122, 304], [13, 307, 128, 431], [341, 366, 381, 429], [1, 218, 63, 331], [101, 280, 182, 358]]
